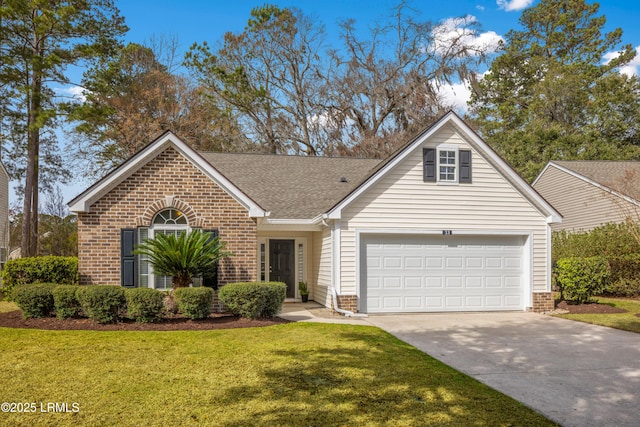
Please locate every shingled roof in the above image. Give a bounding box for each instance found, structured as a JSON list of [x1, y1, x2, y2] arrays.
[[199, 152, 381, 219], [553, 161, 640, 201]]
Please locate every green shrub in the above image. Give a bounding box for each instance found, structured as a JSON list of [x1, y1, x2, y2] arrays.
[[2, 256, 78, 298], [174, 287, 213, 320], [76, 286, 126, 324], [552, 223, 640, 263], [605, 278, 640, 298], [555, 257, 610, 304], [12, 283, 55, 319], [125, 288, 164, 323], [607, 254, 640, 286], [218, 282, 286, 319], [52, 285, 81, 319]]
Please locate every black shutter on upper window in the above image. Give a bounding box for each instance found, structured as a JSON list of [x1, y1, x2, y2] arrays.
[[423, 148, 436, 182], [121, 228, 137, 288], [203, 229, 219, 290], [459, 150, 472, 183]]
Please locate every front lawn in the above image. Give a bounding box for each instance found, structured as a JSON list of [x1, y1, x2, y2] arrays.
[[555, 297, 640, 333], [0, 323, 554, 426]]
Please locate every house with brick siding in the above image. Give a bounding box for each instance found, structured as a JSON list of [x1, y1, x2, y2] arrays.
[[69, 112, 561, 313]]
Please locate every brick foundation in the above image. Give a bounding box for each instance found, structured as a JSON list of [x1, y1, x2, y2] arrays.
[[77, 147, 257, 298], [335, 295, 358, 313], [531, 292, 555, 313]]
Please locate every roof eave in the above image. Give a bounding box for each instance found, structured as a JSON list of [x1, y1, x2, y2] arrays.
[[327, 112, 562, 222], [68, 132, 267, 217]]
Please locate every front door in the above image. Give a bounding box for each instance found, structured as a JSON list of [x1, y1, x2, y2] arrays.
[[269, 240, 295, 298]]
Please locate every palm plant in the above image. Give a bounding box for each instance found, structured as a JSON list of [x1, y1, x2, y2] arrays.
[[133, 230, 230, 289]]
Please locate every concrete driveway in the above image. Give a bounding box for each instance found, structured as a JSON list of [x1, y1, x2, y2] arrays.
[[365, 312, 640, 427]]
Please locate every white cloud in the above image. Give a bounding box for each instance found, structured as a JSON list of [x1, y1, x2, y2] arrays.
[[433, 16, 504, 56], [603, 46, 640, 77], [55, 85, 87, 102], [497, 0, 535, 12], [437, 81, 472, 113]]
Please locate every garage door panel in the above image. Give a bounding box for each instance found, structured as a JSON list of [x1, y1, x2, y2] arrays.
[[404, 257, 423, 268], [362, 235, 525, 313], [465, 296, 483, 308], [404, 277, 422, 288], [426, 257, 443, 268], [465, 276, 483, 288], [383, 257, 402, 268]]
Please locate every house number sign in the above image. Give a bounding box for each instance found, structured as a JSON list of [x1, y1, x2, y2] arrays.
[[442, 230, 453, 235]]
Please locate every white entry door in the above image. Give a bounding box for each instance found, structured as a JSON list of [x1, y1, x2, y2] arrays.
[[361, 234, 526, 313]]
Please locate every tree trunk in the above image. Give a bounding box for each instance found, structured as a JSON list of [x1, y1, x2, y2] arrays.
[[21, 74, 42, 258], [21, 26, 43, 258], [172, 273, 192, 289]]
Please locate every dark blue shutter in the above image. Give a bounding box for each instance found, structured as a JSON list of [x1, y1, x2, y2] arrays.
[[459, 150, 472, 183], [203, 229, 219, 290], [121, 228, 137, 288], [423, 148, 436, 182]]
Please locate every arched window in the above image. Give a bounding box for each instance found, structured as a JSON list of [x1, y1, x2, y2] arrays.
[[140, 209, 191, 290], [152, 208, 188, 225]]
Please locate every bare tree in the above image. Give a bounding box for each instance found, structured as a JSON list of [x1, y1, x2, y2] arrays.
[[327, 3, 491, 157], [186, 5, 329, 155]]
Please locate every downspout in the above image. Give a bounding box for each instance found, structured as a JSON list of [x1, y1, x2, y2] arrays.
[[322, 215, 366, 318]]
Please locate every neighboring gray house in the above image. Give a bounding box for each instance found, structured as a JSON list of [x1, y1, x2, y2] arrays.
[[70, 112, 561, 313], [533, 161, 640, 232]]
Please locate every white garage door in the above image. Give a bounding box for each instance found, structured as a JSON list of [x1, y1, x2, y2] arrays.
[[362, 234, 526, 313]]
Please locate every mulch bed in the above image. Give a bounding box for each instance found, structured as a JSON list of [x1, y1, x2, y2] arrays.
[[555, 300, 628, 314], [0, 310, 290, 331]]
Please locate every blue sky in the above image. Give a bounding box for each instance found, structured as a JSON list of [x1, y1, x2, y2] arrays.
[[47, 0, 640, 205]]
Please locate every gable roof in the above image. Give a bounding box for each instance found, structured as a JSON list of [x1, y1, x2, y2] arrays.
[[199, 153, 379, 219], [327, 111, 562, 223], [68, 131, 267, 217], [69, 112, 561, 225], [540, 161, 640, 202]]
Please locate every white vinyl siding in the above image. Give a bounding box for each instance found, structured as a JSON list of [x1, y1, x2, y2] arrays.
[[533, 165, 631, 232], [340, 124, 550, 296], [311, 228, 332, 308]]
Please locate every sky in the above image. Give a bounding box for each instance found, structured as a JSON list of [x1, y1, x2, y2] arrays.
[[38, 0, 640, 206]]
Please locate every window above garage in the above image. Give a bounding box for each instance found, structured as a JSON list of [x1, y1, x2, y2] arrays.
[[423, 146, 472, 184]]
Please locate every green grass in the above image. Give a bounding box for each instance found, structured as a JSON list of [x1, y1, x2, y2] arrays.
[[555, 297, 640, 333], [0, 323, 554, 426]]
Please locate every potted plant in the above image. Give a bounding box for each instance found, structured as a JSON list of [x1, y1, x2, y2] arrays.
[[298, 280, 309, 303]]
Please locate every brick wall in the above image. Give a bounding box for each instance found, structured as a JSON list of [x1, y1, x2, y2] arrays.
[[335, 295, 358, 313], [77, 147, 257, 288], [531, 292, 555, 313]]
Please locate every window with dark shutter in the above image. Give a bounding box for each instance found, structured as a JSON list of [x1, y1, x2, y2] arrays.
[[423, 148, 436, 182], [459, 150, 472, 183], [121, 228, 137, 288], [202, 229, 219, 290]]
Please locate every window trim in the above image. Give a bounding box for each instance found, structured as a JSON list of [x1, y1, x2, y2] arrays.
[[436, 145, 459, 185]]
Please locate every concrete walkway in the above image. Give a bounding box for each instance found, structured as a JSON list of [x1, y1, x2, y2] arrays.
[[279, 303, 640, 427]]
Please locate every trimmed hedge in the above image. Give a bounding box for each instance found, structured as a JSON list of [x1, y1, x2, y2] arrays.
[[125, 287, 164, 323], [552, 223, 640, 262], [555, 257, 610, 304], [2, 256, 78, 298], [52, 285, 81, 319], [12, 283, 56, 319], [218, 282, 286, 319], [174, 287, 213, 320], [606, 278, 640, 298], [76, 286, 126, 324]]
